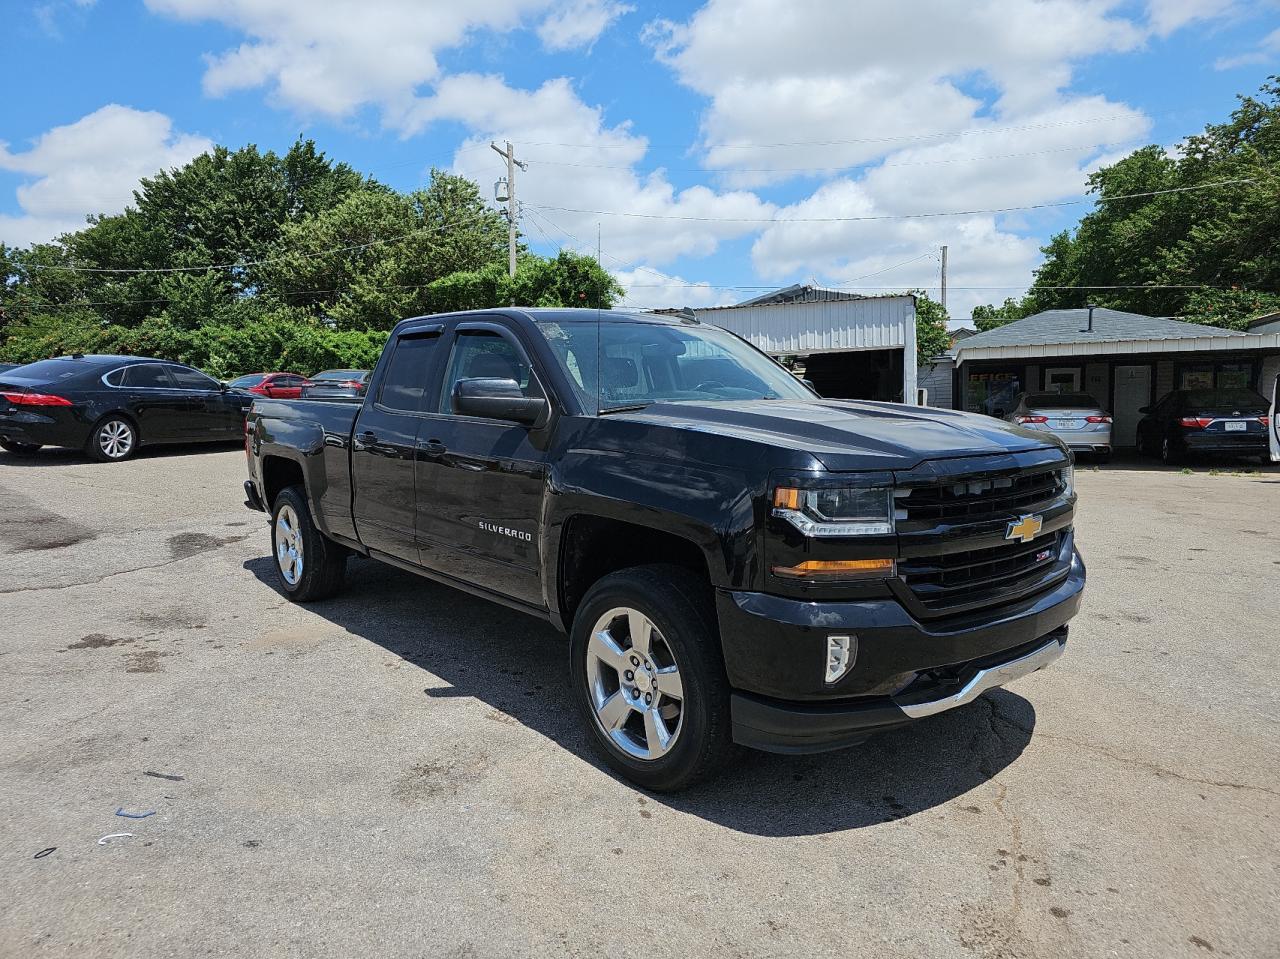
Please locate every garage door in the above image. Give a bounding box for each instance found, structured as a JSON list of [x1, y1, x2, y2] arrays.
[[1112, 365, 1151, 447]]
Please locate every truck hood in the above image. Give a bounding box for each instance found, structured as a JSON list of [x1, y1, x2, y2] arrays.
[[618, 399, 1061, 471]]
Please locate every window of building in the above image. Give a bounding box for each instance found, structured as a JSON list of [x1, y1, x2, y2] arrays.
[[1178, 360, 1253, 391], [964, 369, 1023, 417]]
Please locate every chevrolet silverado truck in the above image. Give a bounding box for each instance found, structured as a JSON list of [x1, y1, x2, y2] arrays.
[[243, 308, 1085, 791]]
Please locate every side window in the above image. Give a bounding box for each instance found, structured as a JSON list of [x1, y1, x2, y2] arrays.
[[439, 329, 541, 415], [104, 368, 125, 387], [166, 365, 220, 391], [123, 364, 173, 388], [279, 375, 305, 387], [378, 333, 440, 412]]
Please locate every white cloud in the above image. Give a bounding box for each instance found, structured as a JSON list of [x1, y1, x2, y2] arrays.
[[0, 105, 212, 247], [1146, 0, 1242, 36], [405, 74, 775, 267], [145, 0, 628, 118], [611, 266, 733, 311], [1214, 25, 1280, 68], [537, 0, 632, 51]]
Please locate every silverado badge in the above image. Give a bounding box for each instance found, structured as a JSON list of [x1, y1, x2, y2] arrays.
[[1006, 514, 1043, 544]]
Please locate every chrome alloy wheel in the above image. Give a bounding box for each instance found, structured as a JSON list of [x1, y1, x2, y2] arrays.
[[586, 607, 685, 761], [275, 503, 305, 586], [98, 420, 134, 459]]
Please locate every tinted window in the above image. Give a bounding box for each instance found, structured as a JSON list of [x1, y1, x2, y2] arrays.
[[378, 334, 440, 412], [1182, 389, 1267, 408], [123, 364, 173, 388], [2, 358, 98, 383], [1025, 393, 1100, 409], [166, 365, 220, 390], [440, 330, 540, 415], [277, 375, 305, 386], [314, 369, 362, 381], [229, 374, 267, 388]]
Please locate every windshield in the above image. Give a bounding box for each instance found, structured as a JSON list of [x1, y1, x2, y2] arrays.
[[1026, 393, 1100, 409], [534, 318, 813, 412], [228, 374, 267, 387]]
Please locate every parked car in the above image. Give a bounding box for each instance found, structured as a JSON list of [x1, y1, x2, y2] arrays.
[[244, 308, 1084, 791], [1136, 388, 1271, 464], [227, 372, 312, 399], [1004, 392, 1112, 461], [0, 355, 253, 462], [300, 369, 370, 399], [1270, 374, 1279, 463]]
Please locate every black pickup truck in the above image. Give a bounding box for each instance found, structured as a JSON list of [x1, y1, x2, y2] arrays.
[[244, 307, 1084, 790]]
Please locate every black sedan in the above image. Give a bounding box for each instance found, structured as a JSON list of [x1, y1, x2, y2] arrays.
[[1136, 388, 1271, 464], [299, 368, 370, 399], [0, 355, 253, 462]]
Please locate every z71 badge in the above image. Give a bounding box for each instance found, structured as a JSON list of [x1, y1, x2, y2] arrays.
[[478, 520, 533, 542]]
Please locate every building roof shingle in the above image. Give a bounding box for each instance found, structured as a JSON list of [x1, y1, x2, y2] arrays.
[[954, 308, 1246, 354]]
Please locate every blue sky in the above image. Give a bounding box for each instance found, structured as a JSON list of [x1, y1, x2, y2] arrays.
[[2, 0, 1278, 322]]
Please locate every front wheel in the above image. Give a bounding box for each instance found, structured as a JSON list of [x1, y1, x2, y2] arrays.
[[0, 438, 42, 455], [270, 486, 346, 602], [569, 564, 733, 791]]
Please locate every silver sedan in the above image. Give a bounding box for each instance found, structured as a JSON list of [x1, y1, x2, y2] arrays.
[[1005, 392, 1112, 461]]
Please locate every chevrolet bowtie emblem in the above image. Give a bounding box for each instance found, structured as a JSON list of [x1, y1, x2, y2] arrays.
[[1006, 514, 1043, 544]]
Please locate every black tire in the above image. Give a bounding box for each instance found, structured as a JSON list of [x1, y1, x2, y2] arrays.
[[569, 564, 733, 792], [270, 486, 346, 602], [1160, 436, 1181, 466], [85, 415, 138, 462], [0, 438, 42, 455]]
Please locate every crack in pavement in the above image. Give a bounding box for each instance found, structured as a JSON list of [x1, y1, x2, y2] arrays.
[[0, 537, 251, 596], [989, 700, 1280, 800]]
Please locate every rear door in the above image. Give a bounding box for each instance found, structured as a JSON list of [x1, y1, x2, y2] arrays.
[[116, 363, 190, 441], [350, 326, 444, 564], [413, 320, 552, 608]]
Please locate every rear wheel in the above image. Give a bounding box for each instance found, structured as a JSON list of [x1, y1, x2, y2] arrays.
[[570, 564, 733, 791], [1160, 436, 1181, 465], [0, 438, 42, 455], [86, 416, 137, 462], [270, 486, 346, 602]]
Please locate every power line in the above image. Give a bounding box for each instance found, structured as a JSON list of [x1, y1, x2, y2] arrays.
[[522, 142, 1133, 175], [517, 112, 1145, 151], [23, 210, 498, 275], [525, 178, 1257, 225]]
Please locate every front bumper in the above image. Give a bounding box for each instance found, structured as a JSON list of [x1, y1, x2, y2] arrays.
[[719, 548, 1084, 754]]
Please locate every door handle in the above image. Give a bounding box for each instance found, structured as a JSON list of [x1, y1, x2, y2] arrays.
[[419, 439, 447, 456], [354, 429, 378, 451]]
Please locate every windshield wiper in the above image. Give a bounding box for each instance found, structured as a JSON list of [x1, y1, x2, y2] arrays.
[[597, 403, 653, 415]]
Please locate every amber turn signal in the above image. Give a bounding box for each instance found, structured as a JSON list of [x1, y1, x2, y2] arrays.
[[771, 558, 895, 580], [773, 486, 802, 510]]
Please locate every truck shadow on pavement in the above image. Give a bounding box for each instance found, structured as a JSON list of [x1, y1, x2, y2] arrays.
[[243, 555, 1036, 837]]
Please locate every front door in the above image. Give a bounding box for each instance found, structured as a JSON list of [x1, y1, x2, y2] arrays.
[[351, 328, 443, 564], [1112, 365, 1152, 447], [164, 363, 238, 438], [415, 323, 551, 609]]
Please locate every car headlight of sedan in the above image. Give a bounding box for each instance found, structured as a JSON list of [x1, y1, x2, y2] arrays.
[[772, 485, 894, 537]]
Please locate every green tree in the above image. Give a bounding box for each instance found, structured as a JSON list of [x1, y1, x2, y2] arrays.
[[911, 290, 952, 359], [1019, 77, 1280, 330], [972, 296, 1034, 331]]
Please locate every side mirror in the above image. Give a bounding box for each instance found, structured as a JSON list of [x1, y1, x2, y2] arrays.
[[801, 378, 818, 394], [1137, 405, 1150, 414], [454, 377, 547, 426]]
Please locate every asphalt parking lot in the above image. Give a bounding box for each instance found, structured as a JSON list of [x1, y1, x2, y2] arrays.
[[1, 446, 1277, 958]]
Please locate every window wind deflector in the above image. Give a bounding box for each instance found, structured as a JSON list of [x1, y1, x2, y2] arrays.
[[597, 402, 653, 415]]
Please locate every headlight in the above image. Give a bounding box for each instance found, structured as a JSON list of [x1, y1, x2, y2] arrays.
[[772, 485, 894, 537]]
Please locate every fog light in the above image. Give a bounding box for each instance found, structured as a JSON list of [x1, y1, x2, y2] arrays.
[[825, 634, 856, 684]]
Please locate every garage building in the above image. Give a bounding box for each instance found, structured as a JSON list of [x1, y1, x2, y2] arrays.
[[668, 286, 919, 404], [949, 308, 1280, 448]]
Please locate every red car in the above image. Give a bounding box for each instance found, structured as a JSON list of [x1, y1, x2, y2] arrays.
[[226, 372, 311, 399]]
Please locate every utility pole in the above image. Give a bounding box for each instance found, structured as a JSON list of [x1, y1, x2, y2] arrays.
[[490, 140, 525, 279], [940, 245, 948, 316]]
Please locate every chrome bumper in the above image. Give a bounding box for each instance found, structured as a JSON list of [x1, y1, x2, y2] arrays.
[[898, 636, 1065, 719]]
